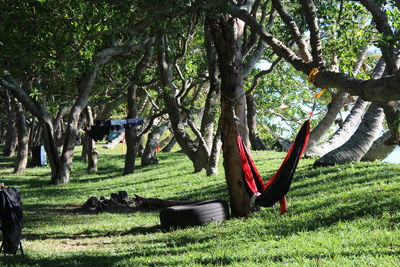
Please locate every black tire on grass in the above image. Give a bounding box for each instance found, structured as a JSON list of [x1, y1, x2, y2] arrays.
[[159, 199, 229, 230]]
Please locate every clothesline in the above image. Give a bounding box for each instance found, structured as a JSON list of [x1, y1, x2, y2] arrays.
[[95, 117, 144, 127]]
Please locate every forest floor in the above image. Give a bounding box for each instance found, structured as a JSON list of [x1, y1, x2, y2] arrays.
[[0, 144, 399, 266]]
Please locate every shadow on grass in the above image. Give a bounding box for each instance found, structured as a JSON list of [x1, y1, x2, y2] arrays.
[[3, 244, 399, 267], [23, 225, 163, 242]]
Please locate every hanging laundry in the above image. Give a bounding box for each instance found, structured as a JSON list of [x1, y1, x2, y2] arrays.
[[89, 125, 109, 141], [110, 120, 126, 126], [88, 118, 144, 141], [126, 117, 144, 128]]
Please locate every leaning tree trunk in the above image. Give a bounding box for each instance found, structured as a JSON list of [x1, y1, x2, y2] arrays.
[[3, 91, 18, 157], [159, 133, 174, 150], [361, 131, 397, 161], [56, 72, 94, 184], [161, 136, 176, 152], [314, 103, 385, 167], [158, 34, 201, 170], [307, 56, 386, 157], [247, 93, 267, 150], [306, 47, 369, 153], [141, 123, 168, 166], [305, 92, 349, 152], [209, 9, 251, 217], [12, 98, 29, 173], [306, 98, 368, 157]]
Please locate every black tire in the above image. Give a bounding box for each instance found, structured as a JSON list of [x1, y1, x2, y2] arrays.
[[159, 199, 229, 230]]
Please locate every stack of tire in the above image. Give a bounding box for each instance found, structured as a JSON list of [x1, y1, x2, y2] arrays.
[[160, 199, 229, 230]]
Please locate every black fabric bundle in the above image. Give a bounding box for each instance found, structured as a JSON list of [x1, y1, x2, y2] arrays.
[[0, 187, 23, 254]]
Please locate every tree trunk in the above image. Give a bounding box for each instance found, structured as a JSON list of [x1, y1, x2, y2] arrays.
[[382, 101, 400, 145], [53, 106, 66, 136], [161, 136, 176, 152], [305, 92, 348, 152], [12, 98, 29, 173], [83, 106, 97, 172], [201, 19, 221, 151], [361, 131, 397, 161], [206, 124, 222, 176], [209, 9, 251, 217], [159, 133, 173, 149], [247, 94, 267, 150], [3, 91, 18, 157], [55, 69, 98, 184], [124, 39, 153, 175], [29, 119, 43, 148], [158, 34, 199, 167], [306, 98, 368, 157], [53, 106, 67, 147], [314, 103, 385, 167], [123, 82, 140, 174], [141, 123, 168, 166]]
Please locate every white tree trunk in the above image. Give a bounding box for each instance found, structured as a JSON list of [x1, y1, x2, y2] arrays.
[[361, 131, 397, 161], [314, 103, 385, 167]]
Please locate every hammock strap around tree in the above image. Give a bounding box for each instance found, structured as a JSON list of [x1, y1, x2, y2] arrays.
[[237, 120, 310, 213]]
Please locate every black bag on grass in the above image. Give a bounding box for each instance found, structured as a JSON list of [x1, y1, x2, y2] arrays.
[[0, 187, 23, 254]]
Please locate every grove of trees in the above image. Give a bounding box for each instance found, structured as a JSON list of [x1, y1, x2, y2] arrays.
[[1, 0, 399, 217]]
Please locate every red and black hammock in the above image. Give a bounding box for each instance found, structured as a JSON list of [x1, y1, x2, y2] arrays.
[[238, 120, 310, 214]]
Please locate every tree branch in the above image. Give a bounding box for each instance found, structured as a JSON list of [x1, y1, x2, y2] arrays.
[[272, 0, 312, 62], [0, 71, 42, 118], [359, 0, 398, 73], [187, 119, 210, 156], [226, 4, 315, 74], [314, 70, 400, 103], [139, 110, 168, 137], [247, 56, 282, 96], [299, 0, 324, 68]]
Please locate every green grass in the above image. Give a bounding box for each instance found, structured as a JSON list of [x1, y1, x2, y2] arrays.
[[1, 145, 399, 266]]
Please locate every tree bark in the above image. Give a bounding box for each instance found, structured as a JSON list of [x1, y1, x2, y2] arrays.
[[307, 55, 386, 157], [123, 82, 140, 175], [306, 47, 369, 154], [82, 106, 97, 172], [141, 123, 168, 166], [305, 94, 346, 153], [209, 7, 252, 217], [314, 103, 385, 167], [11, 98, 29, 173], [124, 39, 154, 175], [159, 133, 173, 149], [206, 123, 222, 176], [161, 135, 176, 152], [53, 106, 67, 147], [306, 98, 368, 157], [361, 131, 397, 161], [158, 34, 201, 168], [56, 68, 98, 183], [247, 94, 267, 150], [3, 91, 18, 157]]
